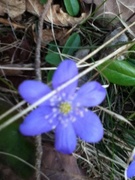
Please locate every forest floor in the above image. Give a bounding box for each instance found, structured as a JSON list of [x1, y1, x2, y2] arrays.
[[0, 1, 135, 180]]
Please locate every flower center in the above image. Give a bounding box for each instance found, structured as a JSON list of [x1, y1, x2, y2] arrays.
[[59, 102, 72, 114]]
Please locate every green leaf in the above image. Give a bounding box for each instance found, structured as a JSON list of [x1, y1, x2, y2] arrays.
[[47, 70, 55, 83], [98, 59, 135, 86], [64, 0, 80, 16], [45, 53, 61, 66], [40, 0, 47, 4], [0, 100, 35, 179], [62, 33, 81, 55], [47, 41, 58, 52], [128, 44, 135, 66], [45, 42, 61, 66], [129, 44, 135, 54], [45, 34, 81, 66]]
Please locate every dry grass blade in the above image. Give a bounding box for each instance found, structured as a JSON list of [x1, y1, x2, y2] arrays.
[[0, 32, 134, 130], [0, 2, 135, 179], [78, 21, 135, 65], [98, 106, 133, 126]]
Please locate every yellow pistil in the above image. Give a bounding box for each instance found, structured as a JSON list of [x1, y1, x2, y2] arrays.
[[59, 102, 72, 114]]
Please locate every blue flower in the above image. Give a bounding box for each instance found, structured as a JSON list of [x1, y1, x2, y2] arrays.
[[18, 59, 106, 154], [126, 156, 135, 179]]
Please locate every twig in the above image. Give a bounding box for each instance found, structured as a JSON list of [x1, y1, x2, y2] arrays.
[[35, 1, 51, 81], [34, 1, 52, 180], [0, 17, 25, 29]]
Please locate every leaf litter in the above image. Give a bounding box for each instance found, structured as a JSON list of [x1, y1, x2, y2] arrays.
[[0, 0, 135, 180]]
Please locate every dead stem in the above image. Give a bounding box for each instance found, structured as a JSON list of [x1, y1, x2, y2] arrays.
[[34, 1, 52, 180]]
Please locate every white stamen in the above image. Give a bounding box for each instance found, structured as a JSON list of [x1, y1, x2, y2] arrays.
[[71, 116, 76, 122], [53, 113, 58, 118], [62, 93, 66, 97], [84, 108, 88, 112], [52, 108, 57, 112], [50, 97, 55, 102], [49, 119, 53, 123], [52, 125, 56, 129], [50, 102, 55, 106], [79, 111, 84, 117], [44, 115, 49, 119], [76, 102, 81, 107], [70, 95, 74, 100], [58, 96, 62, 101]]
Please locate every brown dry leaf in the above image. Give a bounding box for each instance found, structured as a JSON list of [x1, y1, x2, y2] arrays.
[[41, 144, 89, 180], [44, 5, 87, 26], [93, 0, 135, 33], [27, 0, 88, 26], [33, 28, 69, 46], [0, 0, 26, 18], [93, 0, 135, 20], [26, 0, 42, 17]]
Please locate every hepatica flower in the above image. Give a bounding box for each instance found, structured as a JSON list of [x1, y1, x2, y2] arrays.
[[19, 59, 106, 154], [126, 156, 135, 179]]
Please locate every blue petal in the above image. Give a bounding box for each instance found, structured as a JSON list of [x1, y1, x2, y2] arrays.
[[52, 60, 78, 95], [72, 109, 104, 142], [55, 121, 76, 154], [74, 81, 106, 107], [127, 161, 135, 178], [18, 80, 51, 105], [20, 106, 58, 136]]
